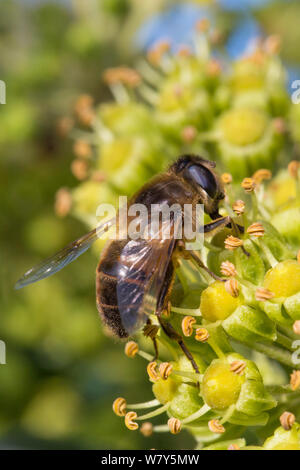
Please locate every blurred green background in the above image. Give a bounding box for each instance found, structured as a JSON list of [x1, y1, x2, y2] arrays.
[[1, 0, 300, 450]]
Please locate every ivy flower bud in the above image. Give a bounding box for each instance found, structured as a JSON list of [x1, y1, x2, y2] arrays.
[[280, 412, 295, 431], [208, 419, 225, 434], [125, 341, 139, 358], [232, 200, 245, 216], [200, 281, 240, 322], [125, 411, 138, 431], [225, 279, 240, 298], [247, 222, 265, 238], [290, 371, 300, 391], [181, 316, 196, 337], [113, 397, 127, 417], [225, 235, 243, 251], [264, 424, 300, 450], [168, 417, 182, 435], [220, 261, 237, 277], [195, 327, 209, 342]]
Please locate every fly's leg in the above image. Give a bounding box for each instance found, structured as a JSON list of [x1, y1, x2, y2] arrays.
[[155, 261, 200, 375], [143, 319, 159, 360], [188, 250, 225, 282], [157, 316, 200, 375], [204, 216, 249, 257]]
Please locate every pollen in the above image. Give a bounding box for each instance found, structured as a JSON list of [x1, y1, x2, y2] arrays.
[[147, 361, 159, 382], [208, 419, 225, 434], [230, 360, 246, 376], [255, 287, 275, 302], [168, 417, 182, 435], [247, 222, 265, 238], [221, 173, 232, 185], [252, 169, 272, 185], [140, 422, 153, 437], [290, 370, 300, 391], [241, 177, 256, 193], [103, 67, 141, 88], [293, 320, 300, 336], [280, 411, 295, 431], [159, 362, 173, 380], [228, 444, 240, 450], [112, 397, 127, 417], [181, 316, 196, 337], [224, 235, 243, 251], [232, 200, 245, 216], [125, 341, 139, 358], [195, 327, 209, 342], [220, 261, 237, 277], [125, 411, 138, 431], [288, 160, 300, 179], [225, 279, 240, 298]]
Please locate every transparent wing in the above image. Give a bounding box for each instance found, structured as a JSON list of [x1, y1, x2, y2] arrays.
[[15, 218, 115, 290], [116, 216, 181, 335]]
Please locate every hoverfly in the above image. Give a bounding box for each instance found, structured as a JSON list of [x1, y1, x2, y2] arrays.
[[16, 155, 243, 373]]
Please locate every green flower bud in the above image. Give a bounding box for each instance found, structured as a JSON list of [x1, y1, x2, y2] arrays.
[[264, 424, 300, 450], [216, 107, 282, 178], [200, 281, 241, 322], [222, 305, 277, 343], [271, 205, 300, 248], [263, 260, 300, 299], [98, 102, 156, 137]]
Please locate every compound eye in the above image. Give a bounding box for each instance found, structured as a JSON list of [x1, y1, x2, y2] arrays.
[[185, 164, 217, 198]]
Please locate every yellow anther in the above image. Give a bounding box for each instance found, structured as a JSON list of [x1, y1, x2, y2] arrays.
[[168, 417, 182, 434], [224, 235, 243, 251], [195, 327, 209, 343], [112, 397, 127, 417], [220, 261, 237, 277], [225, 279, 240, 298], [280, 411, 295, 431], [125, 411, 138, 431], [230, 360, 246, 376], [208, 419, 225, 434], [181, 316, 196, 337], [124, 341, 139, 358], [159, 362, 173, 380]]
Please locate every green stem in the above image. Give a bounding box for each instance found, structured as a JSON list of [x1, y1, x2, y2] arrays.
[[276, 332, 294, 352], [240, 340, 298, 369]]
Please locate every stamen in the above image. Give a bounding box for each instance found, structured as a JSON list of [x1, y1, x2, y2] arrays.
[[247, 222, 265, 238], [159, 362, 173, 380], [112, 397, 127, 416], [288, 160, 300, 179], [224, 235, 243, 251], [147, 41, 170, 66], [168, 417, 182, 434], [143, 323, 159, 340], [140, 422, 153, 437], [265, 34, 281, 55], [135, 403, 170, 421], [280, 411, 295, 431], [181, 404, 211, 424], [127, 399, 160, 410], [54, 188, 72, 218], [220, 261, 237, 277], [147, 361, 159, 382], [125, 411, 138, 430], [181, 316, 197, 337], [71, 159, 88, 181], [230, 360, 246, 375], [124, 341, 139, 358], [232, 200, 245, 216], [293, 320, 300, 335], [73, 140, 92, 159], [221, 173, 233, 185], [196, 18, 210, 33], [208, 419, 225, 434], [206, 59, 221, 77], [195, 327, 209, 342], [241, 177, 256, 193], [252, 169, 272, 185], [171, 306, 202, 316], [228, 444, 240, 450], [181, 125, 197, 143], [290, 370, 300, 391], [103, 67, 141, 88], [255, 287, 275, 301], [225, 279, 240, 298]]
